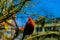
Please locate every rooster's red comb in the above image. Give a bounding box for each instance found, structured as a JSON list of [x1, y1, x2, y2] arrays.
[[28, 17, 32, 21]]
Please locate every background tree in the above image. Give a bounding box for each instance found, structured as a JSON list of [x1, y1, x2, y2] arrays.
[[0, 0, 31, 40], [0, 0, 31, 23]]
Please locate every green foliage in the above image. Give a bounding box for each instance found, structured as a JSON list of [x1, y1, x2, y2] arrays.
[[35, 16, 46, 27]]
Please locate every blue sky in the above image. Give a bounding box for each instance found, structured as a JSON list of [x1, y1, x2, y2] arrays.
[[15, 0, 60, 27]]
